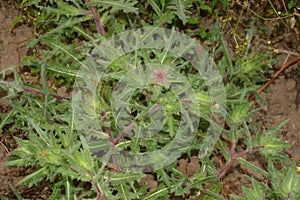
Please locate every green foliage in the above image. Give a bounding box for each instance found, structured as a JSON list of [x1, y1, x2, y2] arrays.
[[88, 0, 139, 14], [230, 177, 266, 200], [0, 0, 297, 199], [231, 164, 300, 200], [256, 120, 291, 161]]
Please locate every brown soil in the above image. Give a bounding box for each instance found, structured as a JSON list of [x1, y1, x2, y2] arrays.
[[0, 1, 32, 71], [0, 1, 51, 199], [0, 1, 299, 199]]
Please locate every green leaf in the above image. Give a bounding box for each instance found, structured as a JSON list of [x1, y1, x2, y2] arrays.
[[229, 103, 251, 128], [199, 4, 212, 14], [26, 118, 51, 147], [220, 36, 233, 73], [38, 1, 84, 17], [258, 120, 291, 160], [168, 0, 190, 25], [237, 158, 269, 177], [64, 177, 77, 200], [9, 183, 25, 200], [153, 11, 174, 26], [143, 184, 171, 200], [49, 182, 63, 200], [203, 186, 224, 200], [245, 21, 255, 54], [156, 169, 172, 187], [107, 172, 145, 186], [269, 162, 300, 199], [0, 196, 9, 200], [243, 177, 265, 199], [35, 14, 93, 43], [0, 108, 15, 134], [5, 158, 26, 167], [18, 167, 47, 187], [175, 172, 218, 197], [117, 183, 140, 200], [89, 0, 138, 14], [11, 16, 24, 31], [47, 41, 88, 71], [280, 165, 300, 198], [74, 149, 94, 171], [148, 0, 162, 16]]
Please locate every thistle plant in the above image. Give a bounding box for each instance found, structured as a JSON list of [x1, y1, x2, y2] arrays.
[[0, 0, 299, 199]]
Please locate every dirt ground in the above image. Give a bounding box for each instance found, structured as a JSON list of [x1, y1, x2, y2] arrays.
[[0, 1, 299, 199], [0, 1, 51, 199], [0, 1, 32, 71]]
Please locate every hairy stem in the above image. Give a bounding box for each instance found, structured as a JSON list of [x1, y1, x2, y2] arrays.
[[90, 7, 104, 36], [85, 0, 104, 36], [88, 172, 108, 200], [114, 122, 135, 145], [23, 87, 66, 101], [196, 143, 264, 199]]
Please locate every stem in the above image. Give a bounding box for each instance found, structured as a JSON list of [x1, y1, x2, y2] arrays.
[[88, 172, 108, 200], [90, 7, 104, 36], [149, 104, 162, 115], [23, 87, 67, 101], [85, 0, 104, 36], [0, 81, 68, 101], [108, 128, 121, 171], [114, 122, 135, 145], [196, 144, 264, 199], [102, 112, 120, 171], [101, 112, 135, 171], [217, 148, 247, 177]]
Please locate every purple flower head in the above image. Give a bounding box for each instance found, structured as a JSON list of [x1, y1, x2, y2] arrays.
[[152, 68, 168, 84]]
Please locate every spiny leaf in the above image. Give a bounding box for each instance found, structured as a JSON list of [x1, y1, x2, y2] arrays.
[[38, 1, 85, 18], [116, 183, 140, 200], [105, 173, 145, 186], [148, 0, 162, 16], [240, 177, 265, 200], [89, 0, 138, 14], [143, 184, 171, 200], [168, 0, 190, 25], [18, 167, 47, 187], [237, 158, 269, 177], [280, 165, 300, 198]]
